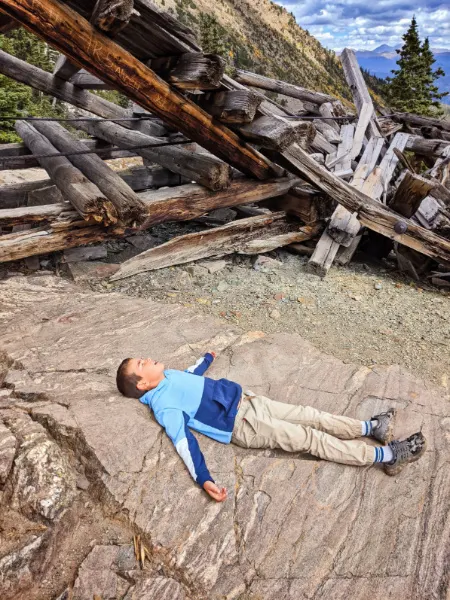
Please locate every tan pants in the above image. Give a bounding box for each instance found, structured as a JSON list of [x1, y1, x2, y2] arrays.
[[232, 393, 375, 466]]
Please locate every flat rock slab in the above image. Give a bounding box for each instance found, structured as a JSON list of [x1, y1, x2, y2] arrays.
[[0, 274, 449, 600]]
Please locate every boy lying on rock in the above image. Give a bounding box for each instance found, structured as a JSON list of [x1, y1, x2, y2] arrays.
[[116, 352, 426, 502]]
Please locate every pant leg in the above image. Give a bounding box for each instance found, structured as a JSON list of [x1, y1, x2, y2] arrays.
[[232, 396, 375, 466], [250, 394, 363, 440]]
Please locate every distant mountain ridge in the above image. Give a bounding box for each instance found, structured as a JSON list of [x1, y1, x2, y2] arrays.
[[347, 45, 450, 104]]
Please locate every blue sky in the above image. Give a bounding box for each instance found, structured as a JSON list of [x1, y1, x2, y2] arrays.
[[276, 1, 450, 51]]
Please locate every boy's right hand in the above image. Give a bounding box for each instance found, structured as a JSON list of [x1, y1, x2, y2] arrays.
[[203, 481, 227, 502]]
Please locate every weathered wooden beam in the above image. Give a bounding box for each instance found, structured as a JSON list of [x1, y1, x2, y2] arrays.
[[72, 118, 232, 191], [31, 120, 147, 226], [198, 90, 262, 124], [0, 49, 165, 138], [0, 137, 135, 170], [91, 0, 136, 35], [393, 112, 450, 133], [270, 185, 333, 224], [273, 144, 450, 264], [0, 0, 275, 181], [53, 53, 81, 81], [390, 171, 436, 218], [406, 136, 449, 159], [313, 119, 341, 144], [1, 177, 297, 226], [239, 116, 315, 151], [69, 69, 113, 89], [308, 230, 341, 277], [235, 70, 334, 106], [110, 212, 320, 280], [15, 120, 116, 223], [150, 53, 225, 91], [333, 124, 354, 172], [340, 48, 381, 153], [0, 177, 298, 260], [0, 165, 190, 210]]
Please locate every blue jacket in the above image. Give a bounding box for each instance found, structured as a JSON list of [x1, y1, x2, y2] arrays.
[[139, 354, 242, 486]]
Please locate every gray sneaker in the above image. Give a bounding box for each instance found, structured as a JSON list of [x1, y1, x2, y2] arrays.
[[371, 408, 396, 444], [384, 432, 427, 476]]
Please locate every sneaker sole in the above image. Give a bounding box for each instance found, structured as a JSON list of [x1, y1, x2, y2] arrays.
[[384, 436, 427, 477]]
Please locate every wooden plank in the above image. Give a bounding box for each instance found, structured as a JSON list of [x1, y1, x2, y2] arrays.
[[15, 120, 116, 223], [31, 120, 147, 226], [0, 49, 165, 138], [0, 177, 298, 259], [0, 0, 275, 181], [235, 69, 334, 106], [313, 119, 341, 144], [110, 212, 320, 280], [333, 124, 354, 172], [273, 144, 450, 264], [72, 118, 232, 191], [308, 230, 341, 277], [340, 48, 382, 141], [371, 132, 410, 201], [239, 117, 315, 151]]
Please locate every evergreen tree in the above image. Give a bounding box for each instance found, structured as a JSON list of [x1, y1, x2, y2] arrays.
[[386, 17, 447, 115], [420, 37, 448, 111], [0, 29, 65, 143]]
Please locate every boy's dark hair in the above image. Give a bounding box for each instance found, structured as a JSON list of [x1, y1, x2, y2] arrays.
[[116, 358, 142, 399]]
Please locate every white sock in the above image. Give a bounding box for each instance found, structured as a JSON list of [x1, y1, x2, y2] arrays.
[[361, 419, 378, 436], [374, 445, 394, 463]]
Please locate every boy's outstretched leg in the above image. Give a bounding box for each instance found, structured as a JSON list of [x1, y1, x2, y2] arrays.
[[232, 395, 426, 473], [241, 394, 396, 444]]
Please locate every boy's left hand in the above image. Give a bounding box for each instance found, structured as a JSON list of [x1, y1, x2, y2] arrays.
[[209, 351, 216, 359], [203, 481, 227, 502]]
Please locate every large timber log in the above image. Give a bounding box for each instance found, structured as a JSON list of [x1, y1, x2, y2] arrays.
[[405, 135, 449, 159], [72, 118, 232, 191], [110, 213, 320, 280], [198, 90, 262, 124], [0, 0, 275, 181], [0, 177, 298, 259], [234, 70, 334, 106], [0, 49, 165, 138], [15, 120, 116, 223], [271, 144, 450, 264], [393, 112, 450, 133], [91, 0, 136, 35], [389, 172, 437, 219], [239, 117, 315, 151], [31, 120, 147, 226]]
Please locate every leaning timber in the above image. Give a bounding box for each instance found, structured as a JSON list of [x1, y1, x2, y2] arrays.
[[393, 112, 450, 133], [90, 0, 136, 35], [390, 172, 436, 219], [15, 120, 116, 224], [235, 70, 334, 106], [272, 144, 450, 264], [110, 213, 320, 280], [31, 120, 147, 226], [72, 118, 233, 191], [0, 178, 298, 258], [1, 0, 276, 180], [0, 49, 165, 138]]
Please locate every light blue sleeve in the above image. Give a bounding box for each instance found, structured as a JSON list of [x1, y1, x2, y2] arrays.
[[185, 353, 214, 376], [154, 408, 213, 487]]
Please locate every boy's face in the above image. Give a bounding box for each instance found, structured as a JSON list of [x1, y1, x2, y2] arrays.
[[128, 358, 165, 391]]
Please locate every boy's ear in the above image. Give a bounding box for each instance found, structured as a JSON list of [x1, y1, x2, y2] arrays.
[[136, 378, 148, 391]]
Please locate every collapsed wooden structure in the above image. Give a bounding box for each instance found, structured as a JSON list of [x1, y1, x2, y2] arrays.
[[0, 0, 449, 286]]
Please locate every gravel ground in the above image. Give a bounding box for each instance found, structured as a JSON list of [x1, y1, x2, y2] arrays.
[[87, 226, 450, 391]]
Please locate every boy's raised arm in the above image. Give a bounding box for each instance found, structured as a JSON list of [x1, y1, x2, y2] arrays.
[[185, 352, 216, 376]]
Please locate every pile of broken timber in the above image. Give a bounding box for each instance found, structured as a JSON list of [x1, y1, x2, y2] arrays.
[[0, 0, 449, 287]]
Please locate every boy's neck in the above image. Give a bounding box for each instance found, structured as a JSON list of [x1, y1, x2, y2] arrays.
[[145, 371, 166, 392]]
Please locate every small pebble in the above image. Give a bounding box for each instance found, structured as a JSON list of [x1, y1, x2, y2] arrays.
[[374, 283, 382, 290], [269, 309, 281, 320]]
